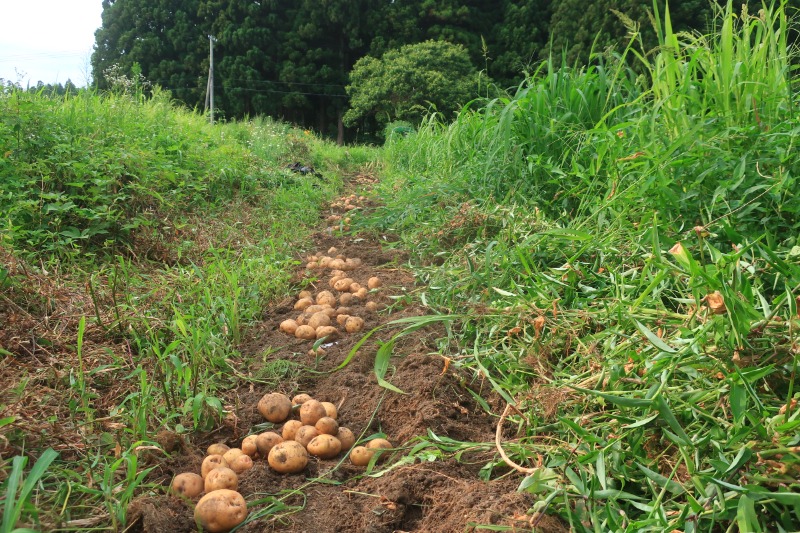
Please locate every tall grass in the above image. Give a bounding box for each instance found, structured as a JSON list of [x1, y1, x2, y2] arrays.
[[368, 1, 800, 530]]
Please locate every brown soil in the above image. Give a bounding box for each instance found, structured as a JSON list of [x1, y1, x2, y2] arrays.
[[125, 192, 567, 533]]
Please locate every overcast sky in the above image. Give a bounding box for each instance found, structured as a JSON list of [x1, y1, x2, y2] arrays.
[[0, 0, 103, 87]]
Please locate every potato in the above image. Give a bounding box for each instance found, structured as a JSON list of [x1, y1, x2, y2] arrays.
[[338, 293, 354, 306], [268, 441, 309, 474], [305, 304, 327, 314], [349, 282, 362, 293], [316, 291, 337, 306], [329, 275, 344, 288], [367, 438, 393, 450], [328, 246, 338, 255], [294, 425, 319, 448], [336, 314, 351, 326], [282, 420, 303, 441], [328, 259, 346, 270], [194, 489, 248, 533], [315, 416, 339, 435], [207, 443, 230, 456], [279, 319, 299, 335], [365, 301, 379, 313], [333, 278, 354, 292], [345, 257, 362, 269], [298, 290, 312, 299], [201, 455, 229, 478], [295, 325, 317, 340], [354, 288, 369, 300], [320, 402, 338, 419], [308, 347, 326, 357], [292, 393, 313, 405], [255, 431, 284, 456], [335, 306, 353, 316], [330, 269, 345, 278], [241, 435, 258, 457], [315, 326, 339, 340], [307, 312, 331, 330], [345, 316, 365, 333], [294, 297, 313, 311], [228, 454, 254, 474], [300, 400, 327, 426], [349, 446, 374, 466], [319, 256, 332, 268], [295, 313, 307, 326], [337, 427, 356, 451], [306, 261, 319, 269], [368, 276, 382, 289], [321, 306, 338, 317], [307, 434, 342, 459], [170, 472, 204, 499], [204, 467, 238, 492], [258, 392, 292, 423], [223, 448, 244, 464]]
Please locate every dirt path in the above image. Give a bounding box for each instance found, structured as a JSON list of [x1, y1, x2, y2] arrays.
[[127, 192, 565, 533]]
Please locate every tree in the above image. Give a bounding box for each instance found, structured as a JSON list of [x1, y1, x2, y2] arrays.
[[344, 40, 480, 133]]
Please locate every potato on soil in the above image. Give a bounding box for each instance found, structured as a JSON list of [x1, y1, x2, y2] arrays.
[[329, 275, 344, 288], [335, 306, 353, 316], [204, 467, 238, 492], [228, 454, 253, 474], [365, 301, 379, 313], [222, 447, 244, 464], [268, 441, 309, 474], [294, 297, 313, 311], [338, 293, 354, 306], [170, 472, 204, 499], [282, 419, 303, 441], [194, 489, 248, 533], [333, 278, 354, 292], [336, 314, 351, 326], [337, 427, 356, 451], [345, 257, 362, 269], [316, 290, 336, 306], [207, 443, 230, 456], [255, 431, 284, 456], [201, 455, 229, 478], [328, 259, 346, 270], [298, 290, 312, 300], [328, 246, 338, 255], [349, 446, 374, 466], [320, 401, 338, 419], [307, 312, 331, 330], [299, 400, 327, 425], [292, 393, 313, 405], [315, 416, 339, 435], [294, 425, 319, 448], [241, 435, 258, 457], [295, 324, 316, 340], [258, 392, 292, 423], [345, 316, 365, 333], [368, 277, 382, 289], [354, 287, 369, 300], [349, 282, 362, 293], [305, 304, 327, 314], [279, 319, 299, 335], [307, 434, 342, 459], [367, 438, 393, 450], [308, 347, 326, 357], [315, 325, 339, 340]]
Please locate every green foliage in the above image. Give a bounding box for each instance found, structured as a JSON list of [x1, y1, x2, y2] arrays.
[[344, 40, 481, 132]]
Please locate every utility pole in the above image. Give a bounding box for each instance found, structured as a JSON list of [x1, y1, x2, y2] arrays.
[[206, 35, 217, 124]]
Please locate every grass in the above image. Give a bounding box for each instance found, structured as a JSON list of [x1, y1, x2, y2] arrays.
[[362, 1, 800, 530]]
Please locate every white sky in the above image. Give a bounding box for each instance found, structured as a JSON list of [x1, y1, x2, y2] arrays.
[[0, 0, 103, 87]]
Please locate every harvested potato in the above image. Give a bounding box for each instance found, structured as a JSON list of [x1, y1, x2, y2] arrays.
[[295, 313, 307, 326], [335, 306, 353, 316], [299, 400, 327, 426], [336, 427, 356, 451], [241, 435, 258, 457], [305, 304, 327, 314], [328, 259, 346, 270], [367, 438, 393, 450], [254, 432, 283, 457], [307, 434, 342, 459], [333, 278, 354, 292], [295, 325, 317, 340], [194, 489, 248, 533], [170, 472, 204, 499], [319, 256, 332, 268], [228, 454, 254, 474], [307, 312, 331, 330], [294, 297, 313, 311], [349, 446, 374, 466], [336, 314, 351, 326], [298, 290, 312, 300], [328, 246, 338, 254], [207, 443, 230, 456], [354, 288, 369, 300], [308, 347, 326, 357], [316, 291, 337, 306], [279, 319, 299, 335], [338, 293, 354, 306], [349, 282, 362, 293], [306, 261, 319, 269], [345, 257, 362, 269], [365, 301, 379, 313], [282, 420, 303, 441], [222, 448, 244, 464], [268, 441, 309, 474], [345, 316, 365, 333], [201, 455, 229, 478], [315, 326, 339, 340], [258, 392, 292, 423], [292, 393, 313, 405], [320, 402, 338, 419], [329, 275, 344, 288], [294, 425, 319, 448], [320, 307, 338, 317], [315, 416, 339, 436], [368, 277, 382, 289], [204, 467, 238, 492]]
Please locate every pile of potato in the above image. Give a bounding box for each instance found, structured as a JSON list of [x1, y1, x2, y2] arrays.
[[169, 391, 393, 532], [280, 248, 383, 354]]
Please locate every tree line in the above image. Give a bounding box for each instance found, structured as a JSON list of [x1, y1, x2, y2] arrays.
[[91, 0, 797, 140]]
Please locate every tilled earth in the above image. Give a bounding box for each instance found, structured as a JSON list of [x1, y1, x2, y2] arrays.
[[125, 196, 567, 533]]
